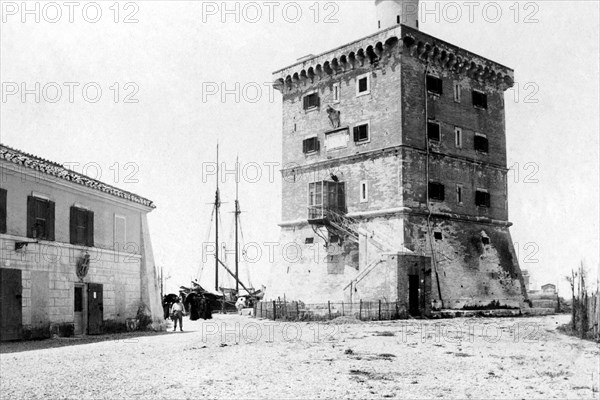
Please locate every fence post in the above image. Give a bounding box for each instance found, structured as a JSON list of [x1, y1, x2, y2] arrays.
[[273, 300, 277, 320], [359, 299, 363, 321], [296, 302, 299, 319], [379, 300, 382, 321], [342, 301, 344, 317], [260, 302, 263, 319], [328, 301, 332, 320]]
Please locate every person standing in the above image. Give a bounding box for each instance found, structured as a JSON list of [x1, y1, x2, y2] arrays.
[[170, 297, 184, 332]]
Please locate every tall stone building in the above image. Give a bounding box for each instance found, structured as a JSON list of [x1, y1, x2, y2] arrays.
[[269, 0, 527, 315]]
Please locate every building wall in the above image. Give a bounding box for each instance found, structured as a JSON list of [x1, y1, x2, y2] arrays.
[[1, 239, 142, 328], [0, 161, 160, 333], [1, 161, 143, 252]]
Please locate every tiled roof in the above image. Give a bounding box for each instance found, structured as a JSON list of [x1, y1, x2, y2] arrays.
[[0, 144, 155, 209]]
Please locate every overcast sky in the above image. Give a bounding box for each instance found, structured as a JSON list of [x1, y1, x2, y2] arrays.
[[1, 0, 598, 295]]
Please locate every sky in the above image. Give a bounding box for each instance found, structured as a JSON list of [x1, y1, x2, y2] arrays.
[[1, 0, 598, 296]]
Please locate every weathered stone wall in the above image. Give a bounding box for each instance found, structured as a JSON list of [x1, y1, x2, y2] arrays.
[[1, 238, 142, 329], [403, 216, 526, 309]]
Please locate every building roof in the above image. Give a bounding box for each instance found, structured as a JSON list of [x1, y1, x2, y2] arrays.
[[0, 143, 155, 209]]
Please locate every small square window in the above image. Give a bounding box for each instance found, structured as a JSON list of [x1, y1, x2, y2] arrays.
[[475, 190, 491, 208], [305, 237, 314, 244], [353, 123, 369, 143], [454, 127, 462, 148], [303, 93, 320, 110], [426, 75, 443, 95], [356, 73, 370, 96], [434, 232, 443, 240], [472, 90, 488, 109], [302, 137, 320, 154], [474, 134, 489, 153], [428, 121, 441, 142], [428, 182, 445, 202]]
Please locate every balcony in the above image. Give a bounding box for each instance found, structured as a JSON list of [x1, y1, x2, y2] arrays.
[[307, 181, 346, 224]]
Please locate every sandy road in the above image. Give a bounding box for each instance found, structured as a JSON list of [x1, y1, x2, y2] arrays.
[[0, 314, 598, 399]]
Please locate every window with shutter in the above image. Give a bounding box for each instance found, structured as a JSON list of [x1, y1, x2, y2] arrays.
[[353, 123, 369, 142], [474, 134, 489, 153], [303, 93, 320, 110], [0, 189, 6, 234], [428, 121, 441, 142], [27, 196, 54, 240], [356, 73, 370, 96], [70, 206, 94, 246], [426, 75, 443, 95], [428, 182, 445, 202], [302, 137, 319, 154], [472, 90, 488, 109]]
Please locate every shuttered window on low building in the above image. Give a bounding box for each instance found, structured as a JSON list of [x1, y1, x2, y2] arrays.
[[70, 206, 94, 247], [27, 196, 55, 241]]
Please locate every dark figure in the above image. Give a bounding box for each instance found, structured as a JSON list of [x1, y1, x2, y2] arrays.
[[163, 293, 179, 319], [170, 297, 184, 332]]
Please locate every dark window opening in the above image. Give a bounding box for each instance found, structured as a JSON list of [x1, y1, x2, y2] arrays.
[[70, 206, 94, 247], [378, 20, 381, 29], [305, 237, 314, 244], [302, 137, 320, 154], [474, 135, 489, 153], [329, 234, 341, 244], [353, 124, 369, 142], [358, 77, 369, 93], [472, 90, 488, 109], [74, 287, 83, 312], [303, 93, 320, 110], [428, 121, 441, 142], [475, 190, 491, 208], [396, 15, 400, 24], [27, 196, 55, 241], [456, 186, 463, 204], [434, 232, 443, 240], [428, 182, 445, 201], [0, 188, 6, 234], [426, 75, 443, 95], [481, 237, 490, 245]]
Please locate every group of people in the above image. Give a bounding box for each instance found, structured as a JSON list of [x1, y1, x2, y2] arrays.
[[164, 293, 252, 332]]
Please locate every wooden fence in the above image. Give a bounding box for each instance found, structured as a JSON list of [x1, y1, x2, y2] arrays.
[[254, 300, 406, 321], [572, 291, 599, 340]]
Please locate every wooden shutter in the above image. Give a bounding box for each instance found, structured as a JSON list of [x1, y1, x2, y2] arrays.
[[70, 206, 77, 244], [315, 95, 320, 108], [303, 96, 309, 110], [315, 139, 320, 152], [27, 196, 35, 238], [86, 210, 94, 247], [302, 139, 308, 153], [353, 126, 360, 142], [0, 188, 6, 234], [46, 201, 55, 241]]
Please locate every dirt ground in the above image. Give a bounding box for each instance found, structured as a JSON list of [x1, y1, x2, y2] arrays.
[[0, 314, 598, 399]]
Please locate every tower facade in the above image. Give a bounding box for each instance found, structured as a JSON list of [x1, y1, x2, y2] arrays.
[[270, 22, 527, 314]]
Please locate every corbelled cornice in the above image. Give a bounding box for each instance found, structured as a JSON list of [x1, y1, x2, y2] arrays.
[[274, 24, 514, 93]]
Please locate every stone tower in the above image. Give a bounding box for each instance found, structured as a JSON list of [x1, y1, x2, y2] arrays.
[[269, 4, 527, 315], [375, 0, 419, 30]]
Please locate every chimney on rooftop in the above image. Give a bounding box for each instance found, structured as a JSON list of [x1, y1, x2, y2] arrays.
[[375, 0, 419, 30]]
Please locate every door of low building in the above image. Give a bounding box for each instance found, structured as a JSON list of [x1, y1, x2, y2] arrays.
[[74, 284, 85, 335], [0, 268, 23, 341], [87, 283, 103, 335]]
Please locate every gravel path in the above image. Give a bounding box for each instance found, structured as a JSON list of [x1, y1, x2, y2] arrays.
[[1, 314, 598, 399]]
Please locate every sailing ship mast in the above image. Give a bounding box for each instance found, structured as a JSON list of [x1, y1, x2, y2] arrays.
[[214, 144, 220, 292], [234, 155, 240, 293]]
